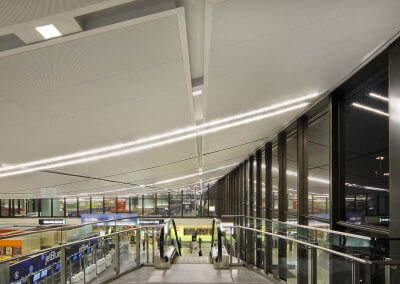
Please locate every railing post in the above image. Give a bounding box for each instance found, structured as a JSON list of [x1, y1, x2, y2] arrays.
[[136, 229, 141, 265], [60, 246, 67, 284], [152, 228, 155, 263], [146, 228, 149, 263], [310, 246, 317, 284], [115, 234, 120, 274], [351, 261, 360, 284], [384, 258, 391, 284]]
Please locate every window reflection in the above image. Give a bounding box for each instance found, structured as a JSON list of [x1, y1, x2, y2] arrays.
[[287, 132, 297, 218], [342, 52, 389, 227], [308, 111, 330, 219], [272, 146, 278, 219]]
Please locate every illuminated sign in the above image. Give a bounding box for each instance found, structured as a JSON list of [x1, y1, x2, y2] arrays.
[[81, 213, 138, 226], [39, 219, 66, 225], [379, 216, 389, 223], [139, 219, 163, 225]]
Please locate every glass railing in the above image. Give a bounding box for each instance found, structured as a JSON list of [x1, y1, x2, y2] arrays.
[[221, 215, 400, 284], [0, 217, 162, 284]]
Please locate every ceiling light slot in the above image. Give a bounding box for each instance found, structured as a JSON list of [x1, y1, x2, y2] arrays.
[[0, 33, 26, 52], [75, 0, 176, 31]]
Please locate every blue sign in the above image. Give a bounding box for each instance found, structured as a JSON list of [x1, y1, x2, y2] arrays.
[[81, 213, 138, 226], [10, 238, 99, 282]]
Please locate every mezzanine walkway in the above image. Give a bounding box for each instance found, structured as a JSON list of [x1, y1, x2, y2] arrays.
[[109, 264, 274, 283]]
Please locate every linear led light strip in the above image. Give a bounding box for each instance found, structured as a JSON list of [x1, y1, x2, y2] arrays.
[[369, 92, 389, 102], [345, 182, 388, 192], [267, 166, 330, 184], [0, 103, 309, 178], [124, 176, 221, 197], [352, 102, 388, 117], [78, 165, 235, 196], [0, 93, 319, 175]]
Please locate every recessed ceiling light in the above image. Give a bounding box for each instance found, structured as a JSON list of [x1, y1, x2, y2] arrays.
[[193, 90, 202, 96], [35, 24, 62, 39]]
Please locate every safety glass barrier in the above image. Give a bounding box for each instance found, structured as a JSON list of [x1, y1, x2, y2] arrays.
[[222, 223, 400, 284], [3, 224, 160, 284], [223, 215, 373, 259]]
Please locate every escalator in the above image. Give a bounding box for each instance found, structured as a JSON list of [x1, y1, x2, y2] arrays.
[[209, 218, 229, 268], [154, 218, 181, 268]]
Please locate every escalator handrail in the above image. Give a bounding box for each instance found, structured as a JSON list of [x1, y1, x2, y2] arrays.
[[210, 218, 222, 262], [159, 218, 181, 262]]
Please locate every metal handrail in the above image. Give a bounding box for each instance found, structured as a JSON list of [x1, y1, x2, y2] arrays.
[[0, 224, 161, 265], [230, 225, 400, 265], [0, 215, 164, 240], [221, 215, 371, 240]]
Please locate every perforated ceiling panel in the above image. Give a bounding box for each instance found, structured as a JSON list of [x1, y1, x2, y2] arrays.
[[0, 0, 112, 28]]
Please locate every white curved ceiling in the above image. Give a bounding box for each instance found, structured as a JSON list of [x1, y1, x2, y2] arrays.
[[0, 0, 400, 198]]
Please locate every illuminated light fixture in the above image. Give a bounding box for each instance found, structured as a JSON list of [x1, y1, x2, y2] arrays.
[[384, 172, 390, 176], [80, 170, 228, 196], [345, 182, 388, 192], [376, 156, 385, 160], [0, 93, 319, 176], [369, 92, 389, 102], [0, 102, 309, 178], [35, 24, 62, 39], [352, 102, 389, 117], [270, 167, 330, 184], [193, 90, 202, 96]]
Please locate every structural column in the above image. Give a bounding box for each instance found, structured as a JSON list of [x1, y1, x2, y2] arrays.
[[389, 37, 400, 280], [278, 131, 287, 281], [264, 142, 273, 274], [248, 155, 255, 265], [255, 149, 263, 268], [297, 116, 309, 284]]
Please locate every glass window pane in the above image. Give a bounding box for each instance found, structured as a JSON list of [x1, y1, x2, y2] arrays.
[[91, 197, 103, 214], [287, 132, 297, 218], [272, 146, 279, 219], [308, 112, 330, 219], [66, 198, 78, 217], [157, 194, 169, 216], [342, 53, 389, 228], [104, 197, 116, 213], [117, 197, 128, 212], [143, 194, 154, 215], [79, 197, 90, 215], [53, 198, 64, 216], [170, 191, 182, 217]]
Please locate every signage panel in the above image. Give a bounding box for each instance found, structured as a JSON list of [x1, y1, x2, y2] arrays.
[[81, 213, 138, 226], [39, 219, 66, 225]]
